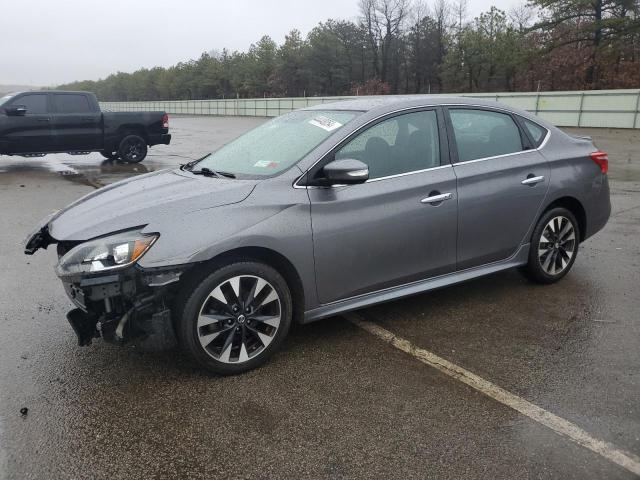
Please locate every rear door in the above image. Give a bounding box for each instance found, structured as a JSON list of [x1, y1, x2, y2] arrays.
[[1, 93, 53, 153], [51, 93, 102, 151], [308, 108, 458, 304], [445, 106, 550, 270]]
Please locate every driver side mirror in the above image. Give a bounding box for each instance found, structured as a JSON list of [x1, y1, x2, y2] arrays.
[[5, 105, 27, 116], [321, 158, 369, 185]]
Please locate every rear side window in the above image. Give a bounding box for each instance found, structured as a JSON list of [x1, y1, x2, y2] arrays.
[[522, 118, 547, 147], [53, 94, 92, 113], [449, 109, 523, 162], [12, 94, 48, 114]]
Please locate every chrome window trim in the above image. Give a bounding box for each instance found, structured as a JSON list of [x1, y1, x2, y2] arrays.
[[451, 147, 539, 166], [537, 124, 552, 149], [519, 116, 550, 148], [293, 164, 453, 189], [450, 130, 550, 166], [293, 103, 550, 189], [365, 164, 451, 183], [447, 106, 551, 166]]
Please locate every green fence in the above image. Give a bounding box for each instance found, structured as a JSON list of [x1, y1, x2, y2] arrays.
[[101, 89, 640, 129]]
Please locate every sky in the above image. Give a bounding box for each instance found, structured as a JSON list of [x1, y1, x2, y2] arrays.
[[1, 0, 519, 87]]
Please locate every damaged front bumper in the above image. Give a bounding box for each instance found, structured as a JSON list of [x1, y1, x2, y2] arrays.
[[24, 213, 58, 255], [59, 264, 187, 351], [25, 221, 189, 351]]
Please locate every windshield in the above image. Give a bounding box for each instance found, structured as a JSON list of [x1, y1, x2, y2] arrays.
[[0, 94, 15, 107], [193, 110, 359, 177]]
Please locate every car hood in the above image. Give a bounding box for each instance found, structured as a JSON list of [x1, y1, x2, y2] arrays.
[[48, 168, 257, 241]]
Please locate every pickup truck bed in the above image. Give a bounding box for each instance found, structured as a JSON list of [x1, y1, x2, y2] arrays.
[[0, 90, 170, 162]]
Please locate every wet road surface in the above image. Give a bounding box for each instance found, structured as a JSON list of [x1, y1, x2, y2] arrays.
[[1, 117, 639, 479]]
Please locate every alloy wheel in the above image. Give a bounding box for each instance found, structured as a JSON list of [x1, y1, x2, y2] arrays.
[[538, 215, 576, 275], [197, 275, 281, 363], [122, 138, 144, 161]]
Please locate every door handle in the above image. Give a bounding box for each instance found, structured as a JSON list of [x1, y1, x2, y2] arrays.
[[421, 192, 453, 204], [521, 175, 545, 186], [36, 117, 50, 122], [81, 117, 94, 121]]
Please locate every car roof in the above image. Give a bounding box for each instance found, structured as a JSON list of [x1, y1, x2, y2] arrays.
[[304, 95, 512, 112], [303, 94, 560, 132], [9, 90, 94, 96]]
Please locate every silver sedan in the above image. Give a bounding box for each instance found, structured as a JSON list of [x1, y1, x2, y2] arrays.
[[25, 96, 611, 374]]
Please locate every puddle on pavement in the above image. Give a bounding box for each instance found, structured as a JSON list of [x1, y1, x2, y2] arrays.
[[0, 153, 165, 189]]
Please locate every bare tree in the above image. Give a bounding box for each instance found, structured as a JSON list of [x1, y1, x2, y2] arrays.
[[451, 0, 468, 33], [360, 0, 382, 78], [408, 0, 429, 92], [411, 0, 429, 24], [431, 0, 451, 91], [359, 0, 411, 85], [509, 3, 535, 31]]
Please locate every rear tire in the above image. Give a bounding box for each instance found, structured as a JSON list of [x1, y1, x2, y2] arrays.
[[523, 207, 579, 284], [175, 261, 293, 375], [118, 134, 147, 163]]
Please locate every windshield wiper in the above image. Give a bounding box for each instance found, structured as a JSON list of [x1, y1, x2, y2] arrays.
[[180, 153, 211, 171], [180, 158, 203, 170], [190, 167, 236, 179]]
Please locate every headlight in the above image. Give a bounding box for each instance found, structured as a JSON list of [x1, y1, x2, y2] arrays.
[[55, 230, 158, 277]]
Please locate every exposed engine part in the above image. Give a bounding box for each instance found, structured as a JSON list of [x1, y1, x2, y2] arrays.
[[104, 297, 112, 314], [59, 263, 189, 350], [115, 307, 134, 341]]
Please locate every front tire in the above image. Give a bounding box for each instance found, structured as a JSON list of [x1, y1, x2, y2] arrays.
[[176, 261, 293, 375], [118, 134, 147, 163], [523, 207, 579, 284]]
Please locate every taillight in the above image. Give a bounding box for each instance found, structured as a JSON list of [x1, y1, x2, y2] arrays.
[[590, 150, 608, 174], [162, 113, 169, 129]]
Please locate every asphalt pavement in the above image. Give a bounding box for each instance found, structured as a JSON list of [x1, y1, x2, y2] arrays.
[[0, 117, 638, 479]]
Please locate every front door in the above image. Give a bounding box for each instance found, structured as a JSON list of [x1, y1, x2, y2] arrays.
[[1, 93, 53, 153], [446, 107, 550, 270], [308, 108, 458, 304]]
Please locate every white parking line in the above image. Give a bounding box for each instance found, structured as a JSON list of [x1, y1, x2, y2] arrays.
[[345, 313, 640, 476]]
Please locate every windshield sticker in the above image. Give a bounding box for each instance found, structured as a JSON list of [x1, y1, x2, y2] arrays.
[[254, 160, 280, 168], [309, 116, 343, 132]]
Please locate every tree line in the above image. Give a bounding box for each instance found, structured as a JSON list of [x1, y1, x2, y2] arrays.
[[58, 0, 640, 101]]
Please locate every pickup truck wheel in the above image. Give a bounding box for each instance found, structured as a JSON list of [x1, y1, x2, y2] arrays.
[[100, 150, 119, 160], [118, 135, 147, 163]]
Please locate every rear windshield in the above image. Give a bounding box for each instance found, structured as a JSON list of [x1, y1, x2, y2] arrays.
[[194, 110, 359, 177]]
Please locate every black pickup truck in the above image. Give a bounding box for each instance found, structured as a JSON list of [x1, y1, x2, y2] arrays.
[[0, 90, 170, 163]]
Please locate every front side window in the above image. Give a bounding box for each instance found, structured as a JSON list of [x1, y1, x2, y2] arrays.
[[11, 94, 48, 114], [335, 110, 440, 179], [450, 108, 523, 162], [195, 110, 359, 177], [53, 94, 92, 113]]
